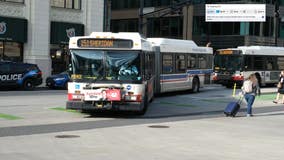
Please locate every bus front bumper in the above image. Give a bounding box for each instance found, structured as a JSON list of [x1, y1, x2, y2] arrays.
[[66, 101, 143, 111]]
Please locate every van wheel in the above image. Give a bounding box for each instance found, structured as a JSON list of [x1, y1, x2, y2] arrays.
[[192, 78, 200, 93], [23, 79, 34, 90]]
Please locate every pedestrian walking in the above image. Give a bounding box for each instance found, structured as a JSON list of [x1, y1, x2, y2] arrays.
[[242, 73, 261, 117], [273, 70, 284, 104]]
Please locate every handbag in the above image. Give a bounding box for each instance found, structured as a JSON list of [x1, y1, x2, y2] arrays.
[[277, 82, 282, 89]]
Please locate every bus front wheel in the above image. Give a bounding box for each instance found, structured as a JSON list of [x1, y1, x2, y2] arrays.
[[137, 94, 148, 115], [192, 78, 200, 93]]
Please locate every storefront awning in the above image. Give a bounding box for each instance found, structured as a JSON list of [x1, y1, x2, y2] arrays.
[[50, 22, 84, 45], [0, 16, 27, 43]]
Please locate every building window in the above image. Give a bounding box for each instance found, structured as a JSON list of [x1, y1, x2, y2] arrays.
[[111, 0, 139, 10], [144, 0, 186, 7], [249, 22, 260, 36], [51, 0, 81, 10], [0, 0, 24, 3], [147, 17, 183, 39], [0, 41, 23, 62], [111, 19, 138, 32], [263, 16, 274, 37]]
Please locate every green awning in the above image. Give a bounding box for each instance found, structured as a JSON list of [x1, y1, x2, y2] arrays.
[[0, 16, 27, 43], [50, 22, 84, 44]]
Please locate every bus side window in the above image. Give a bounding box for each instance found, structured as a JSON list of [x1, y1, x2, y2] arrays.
[[162, 54, 173, 73], [244, 55, 253, 70], [266, 57, 277, 70], [187, 54, 196, 69], [176, 54, 186, 72], [277, 57, 284, 70], [198, 55, 207, 69], [254, 56, 265, 70]]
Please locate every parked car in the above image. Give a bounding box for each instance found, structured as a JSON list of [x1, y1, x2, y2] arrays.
[[46, 71, 70, 89], [0, 61, 43, 90]]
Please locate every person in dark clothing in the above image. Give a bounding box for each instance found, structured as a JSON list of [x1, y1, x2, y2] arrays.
[[273, 70, 284, 104]]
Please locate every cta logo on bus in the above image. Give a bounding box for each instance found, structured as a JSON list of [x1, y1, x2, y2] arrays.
[[126, 85, 131, 90]]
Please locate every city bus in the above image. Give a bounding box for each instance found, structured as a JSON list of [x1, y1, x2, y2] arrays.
[[148, 38, 213, 93], [66, 32, 155, 115], [66, 32, 213, 114], [213, 46, 284, 87]]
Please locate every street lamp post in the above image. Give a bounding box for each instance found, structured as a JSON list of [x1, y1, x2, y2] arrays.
[[274, 0, 279, 46], [138, 0, 144, 35]]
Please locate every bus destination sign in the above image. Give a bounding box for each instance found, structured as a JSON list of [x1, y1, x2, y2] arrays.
[[78, 39, 133, 48], [218, 50, 233, 55]]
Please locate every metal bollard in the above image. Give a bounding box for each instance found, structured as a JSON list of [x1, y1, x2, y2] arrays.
[[232, 83, 236, 97]]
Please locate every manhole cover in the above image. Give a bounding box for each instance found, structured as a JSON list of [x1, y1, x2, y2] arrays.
[[55, 135, 80, 138], [148, 125, 170, 128]]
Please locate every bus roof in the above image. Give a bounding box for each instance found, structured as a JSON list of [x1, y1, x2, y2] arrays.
[[147, 38, 198, 47], [218, 46, 284, 56], [69, 32, 152, 51], [147, 38, 213, 54]]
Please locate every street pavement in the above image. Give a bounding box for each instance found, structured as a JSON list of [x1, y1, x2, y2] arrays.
[[0, 85, 284, 160]]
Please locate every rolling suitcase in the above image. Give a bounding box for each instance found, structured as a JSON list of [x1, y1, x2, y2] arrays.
[[224, 97, 243, 117]]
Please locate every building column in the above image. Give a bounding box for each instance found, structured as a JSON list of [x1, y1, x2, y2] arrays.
[[260, 22, 264, 36], [183, 5, 193, 40], [84, 0, 104, 35], [24, 0, 51, 85]]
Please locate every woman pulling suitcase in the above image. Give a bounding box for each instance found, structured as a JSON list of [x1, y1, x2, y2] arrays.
[[242, 73, 261, 117]]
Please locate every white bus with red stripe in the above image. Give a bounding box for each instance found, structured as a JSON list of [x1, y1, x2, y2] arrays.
[[213, 46, 284, 87], [66, 32, 154, 115]]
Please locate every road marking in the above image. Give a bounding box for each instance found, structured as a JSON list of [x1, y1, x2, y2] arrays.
[[202, 99, 228, 103], [49, 107, 81, 114], [255, 93, 275, 101], [0, 113, 22, 120], [234, 93, 275, 101], [159, 101, 197, 107]]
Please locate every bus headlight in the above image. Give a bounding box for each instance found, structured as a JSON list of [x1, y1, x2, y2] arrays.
[[124, 95, 142, 102]]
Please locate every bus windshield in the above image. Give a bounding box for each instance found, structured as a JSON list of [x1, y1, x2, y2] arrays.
[[214, 54, 242, 73], [70, 50, 141, 81]]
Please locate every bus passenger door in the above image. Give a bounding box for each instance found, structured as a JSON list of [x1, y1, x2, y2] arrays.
[[144, 52, 155, 100], [264, 57, 279, 84], [266, 71, 280, 84]]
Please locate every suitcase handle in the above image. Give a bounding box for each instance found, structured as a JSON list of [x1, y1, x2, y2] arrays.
[[237, 96, 244, 105]]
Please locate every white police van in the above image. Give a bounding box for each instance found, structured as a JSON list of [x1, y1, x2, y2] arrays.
[[0, 61, 42, 90]]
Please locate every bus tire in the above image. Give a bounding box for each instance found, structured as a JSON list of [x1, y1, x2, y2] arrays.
[[23, 79, 34, 90], [137, 94, 148, 115], [192, 78, 200, 93]]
